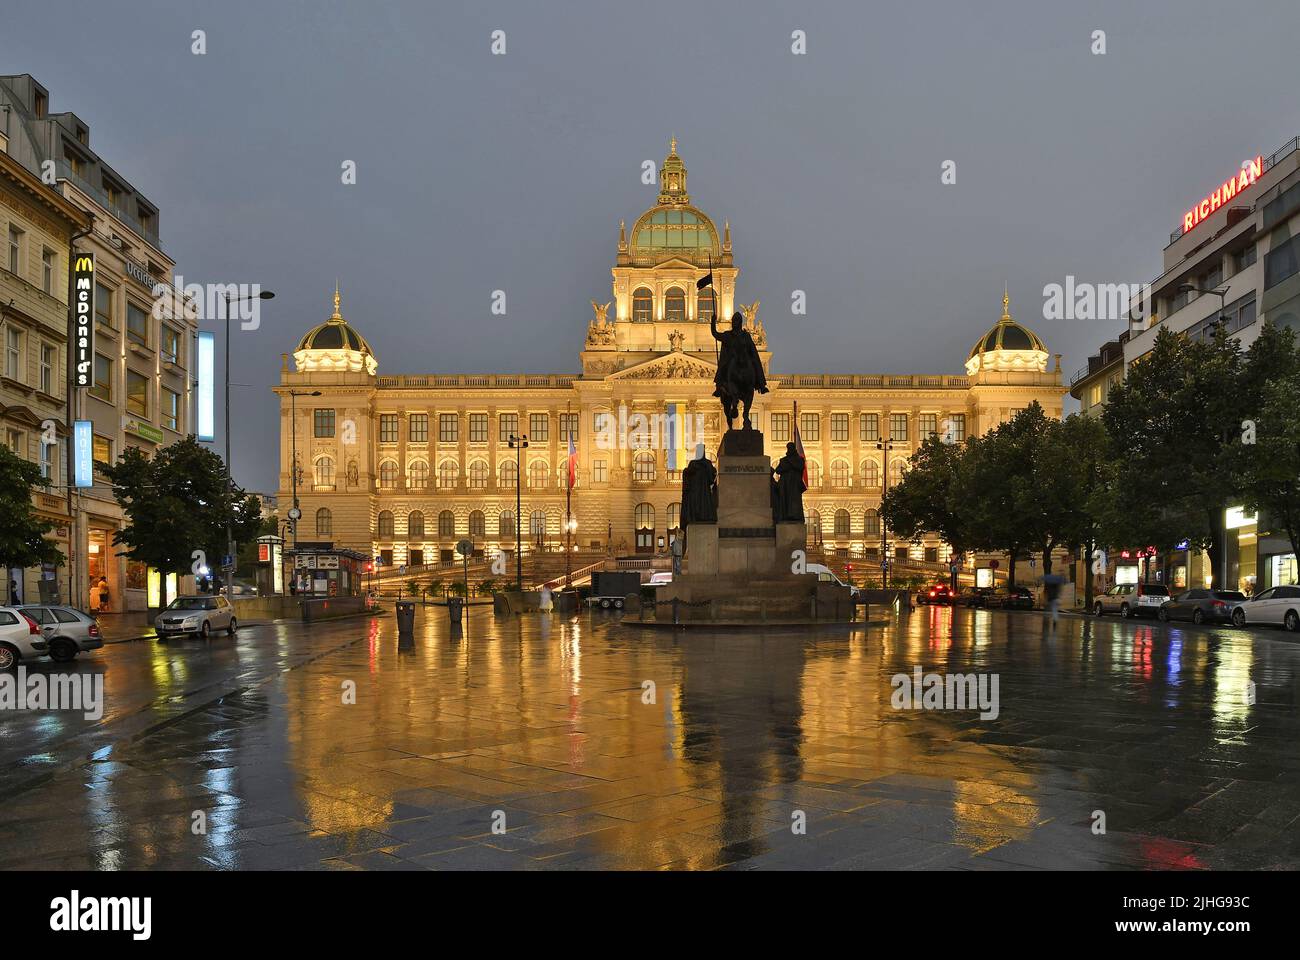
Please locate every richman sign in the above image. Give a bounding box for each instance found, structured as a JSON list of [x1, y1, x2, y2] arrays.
[[72, 253, 95, 388], [1182, 156, 1263, 235]]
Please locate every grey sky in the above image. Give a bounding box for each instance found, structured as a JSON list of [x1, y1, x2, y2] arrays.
[[5, 0, 1298, 493]]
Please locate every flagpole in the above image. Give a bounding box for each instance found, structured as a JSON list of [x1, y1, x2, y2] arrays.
[[565, 401, 573, 590]]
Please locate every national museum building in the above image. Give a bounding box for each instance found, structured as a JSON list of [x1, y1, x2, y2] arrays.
[[275, 142, 1065, 571]]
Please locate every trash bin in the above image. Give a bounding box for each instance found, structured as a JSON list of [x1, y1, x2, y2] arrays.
[[395, 600, 416, 637], [447, 596, 464, 622]]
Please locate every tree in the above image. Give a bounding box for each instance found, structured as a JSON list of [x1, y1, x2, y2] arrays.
[[0, 445, 63, 601], [1045, 414, 1114, 606], [1239, 370, 1300, 566], [880, 434, 974, 566], [102, 436, 264, 608], [1103, 327, 1244, 579]]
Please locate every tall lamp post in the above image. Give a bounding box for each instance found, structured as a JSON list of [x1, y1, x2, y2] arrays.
[[222, 289, 274, 593], [1179, 281, 1231, 590], [286, 389, 321, 559], [876, 434, 898, 588], [508, 433, 528, 590]]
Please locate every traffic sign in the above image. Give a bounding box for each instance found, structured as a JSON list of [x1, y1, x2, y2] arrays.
[[989, 560, 1000, 570], [456, 539, 473, 557]]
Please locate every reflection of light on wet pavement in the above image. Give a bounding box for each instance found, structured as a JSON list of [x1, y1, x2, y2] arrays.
[[3, 606, 1298, 869]]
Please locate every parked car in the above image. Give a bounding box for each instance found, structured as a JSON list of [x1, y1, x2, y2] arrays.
[[806, 564, 862, 602], [0, 606, 47, 669], [16, 605, 103, 661], [918, 583, 955, 605], [1093, 582, 1170, 618], [1229, 585, 1300, 630], [648, 571, 674, 587], [154, 595, 237, 638], [1157, 589, 1245, 625], [987, 586, 1035, 610], [958, 586, 996, 608]]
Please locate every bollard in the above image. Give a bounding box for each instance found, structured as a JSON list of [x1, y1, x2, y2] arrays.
[[447, 596, 464, 624], [395, 600, 415, 641]]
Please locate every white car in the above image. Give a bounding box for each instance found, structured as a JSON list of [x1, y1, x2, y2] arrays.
[[0, 606, 49, 670], [648, 572, 674, 587], [807, 563, 861, 601], [1230, 585, 1300, 631], [155, 595, 237, 639], [1093, 582, 1170, 618]]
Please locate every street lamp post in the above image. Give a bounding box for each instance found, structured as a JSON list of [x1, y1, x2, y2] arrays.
[[876, 435, 897, 588], [508, 434, 528, 591], [565, 517, 578, 588], [222, 289, 274, 594], [1179, 282, 1232, 590]]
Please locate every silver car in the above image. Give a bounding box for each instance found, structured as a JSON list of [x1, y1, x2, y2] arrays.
[[155, 595, 237, 639], [0, 606, 48, 669], [17, 605, 104, 662]]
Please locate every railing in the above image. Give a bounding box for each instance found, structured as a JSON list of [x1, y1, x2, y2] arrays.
[[772, 374, 968, 389], [376, 374, 577, 389]]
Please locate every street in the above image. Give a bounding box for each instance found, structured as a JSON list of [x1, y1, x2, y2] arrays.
[[2, 606, 1299, 871]]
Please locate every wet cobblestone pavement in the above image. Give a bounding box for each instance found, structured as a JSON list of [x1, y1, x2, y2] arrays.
[[4, 606, 1300, 870]]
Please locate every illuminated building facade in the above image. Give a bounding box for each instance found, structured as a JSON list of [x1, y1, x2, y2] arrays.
[[276, 141, 1065, 573]]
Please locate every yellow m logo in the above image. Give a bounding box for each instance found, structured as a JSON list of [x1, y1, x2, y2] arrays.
[[74, 256, 94, 272]]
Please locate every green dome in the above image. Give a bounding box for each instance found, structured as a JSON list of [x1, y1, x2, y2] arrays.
[[968, 291, 1047, 360]]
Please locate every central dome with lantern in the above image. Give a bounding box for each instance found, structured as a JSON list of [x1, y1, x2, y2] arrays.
[[623, 137, 727, 269], [294, 285, 377, 375], [965, 289, 1050, 375]]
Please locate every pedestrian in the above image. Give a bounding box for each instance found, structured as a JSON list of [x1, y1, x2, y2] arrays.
[[539, 582, 554, 612], [97, 577, 110, 613], [1042, 573, 1064, 631], [670, 535, 683, 575]]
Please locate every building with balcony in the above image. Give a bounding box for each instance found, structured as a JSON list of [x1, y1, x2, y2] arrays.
[[275, 141, 1066, 575], [1071, 132, 1300, 593], [1, 74, 198, 611]]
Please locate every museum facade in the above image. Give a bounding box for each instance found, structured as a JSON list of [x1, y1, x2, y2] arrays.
[[275, 141, 1065, 571]]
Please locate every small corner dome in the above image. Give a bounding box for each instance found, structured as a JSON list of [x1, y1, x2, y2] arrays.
[[965, 290, 1049, 375], [293, 286, 377, 375]]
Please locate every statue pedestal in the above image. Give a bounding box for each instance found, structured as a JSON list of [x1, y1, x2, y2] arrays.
[[669, 429, 852, 622]]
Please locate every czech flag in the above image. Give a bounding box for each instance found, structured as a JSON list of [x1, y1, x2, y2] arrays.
[[567, 431, 578, 489], [792, 414, 809, 491]]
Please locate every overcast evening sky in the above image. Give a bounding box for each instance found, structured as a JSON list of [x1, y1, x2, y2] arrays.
[[4, 0, 1299, 494]]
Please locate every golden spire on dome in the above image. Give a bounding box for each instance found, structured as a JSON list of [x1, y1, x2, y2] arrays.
[[330, 280, 343, 322], [1001, 284, 1011, 321], [658, 136, 689, 205]]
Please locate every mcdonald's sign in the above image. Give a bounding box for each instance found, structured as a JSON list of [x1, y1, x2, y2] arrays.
[[72, 253, 95, 388]]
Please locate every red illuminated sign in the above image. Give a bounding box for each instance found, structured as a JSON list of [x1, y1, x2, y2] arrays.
[[1182, 156, 1262, 235], [258, 543, 270, 563]]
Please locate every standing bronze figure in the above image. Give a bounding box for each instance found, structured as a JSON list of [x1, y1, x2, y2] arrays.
[[772, 442, 806, 523], [680, 443, 718, 531], [711, 311, 768, 430]]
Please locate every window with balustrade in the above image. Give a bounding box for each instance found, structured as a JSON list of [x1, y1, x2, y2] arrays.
[[378, 460, 398, 489], [438, 459, 459, 488], [408, 460, 428, 489], [468, 460, 489, 489], [529, 459, 549, 488]]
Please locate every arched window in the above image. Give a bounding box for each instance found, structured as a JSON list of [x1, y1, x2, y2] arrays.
[[864, 509, 881, 537], [890, 458, 906, 485], [529, 459, 549, 489], [697, 290, 714, 324], [667, 502, 681, 533], [665, 287, 686, 322], [633, 451, 656, 482], [377, 510, 394, 539], [313, 456, 334, 488], [632, 287, 653, 322], [860, 459, 880, 487], [315, 507, 332, 536], [498, 510, 515, 538], [830, 459, 850, 488], [634, 502, 655, 553], [408, 510, 425, 539], [468, 459, 489, 489], [468, 510, 485, 538], [530, 510, 547, 542], [438, 459, 459, 489], [834, 509, 851, 537], [808, 510, 823, 546], [379, 460, 398, 489], [438, 510, 455, 537], [499, 459, 517, 489], [807, 459, 821, 489], [408, 460, 428, 490]]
